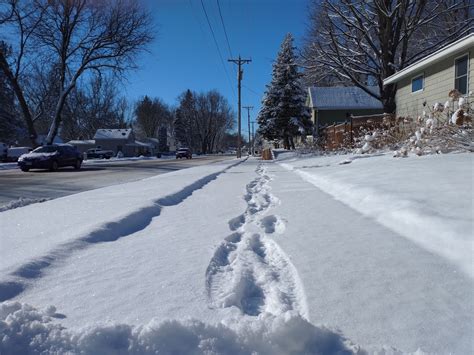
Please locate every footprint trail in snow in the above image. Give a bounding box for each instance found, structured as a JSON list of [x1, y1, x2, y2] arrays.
[[206, 164, 308, 318]]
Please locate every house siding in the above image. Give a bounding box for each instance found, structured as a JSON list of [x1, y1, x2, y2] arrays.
[[395, 47, 474, 118], [95, 136, 135, 156]]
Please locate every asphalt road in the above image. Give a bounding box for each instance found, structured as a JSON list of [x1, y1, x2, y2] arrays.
[[0, 155, 233, 207]]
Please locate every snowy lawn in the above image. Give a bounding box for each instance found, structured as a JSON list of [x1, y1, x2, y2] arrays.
[[0, 153, 472, 354]]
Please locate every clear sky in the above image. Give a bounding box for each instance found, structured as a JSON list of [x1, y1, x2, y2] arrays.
[[124, 0, 310, 135]]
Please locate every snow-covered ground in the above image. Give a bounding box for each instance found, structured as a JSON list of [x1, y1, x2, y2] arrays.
[[0, 152, 472, 354]]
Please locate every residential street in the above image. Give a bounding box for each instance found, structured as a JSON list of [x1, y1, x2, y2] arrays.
[[0, 155, 232, 206]]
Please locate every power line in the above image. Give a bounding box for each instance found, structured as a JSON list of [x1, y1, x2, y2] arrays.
[[200, 0, 236, 99], [216, 0, 233, 59], [242, 84, 260, 97]]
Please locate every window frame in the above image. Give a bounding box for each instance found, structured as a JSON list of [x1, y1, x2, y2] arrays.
[[411, 74, 424, 93], [454, 53, 469, 95]]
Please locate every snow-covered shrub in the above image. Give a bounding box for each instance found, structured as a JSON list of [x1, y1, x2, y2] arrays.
[[355, 91, 472, 156], [354, 115, 414, 154]]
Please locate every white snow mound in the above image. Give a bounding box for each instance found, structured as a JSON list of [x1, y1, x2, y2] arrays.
[[0, 301, 364, 355]]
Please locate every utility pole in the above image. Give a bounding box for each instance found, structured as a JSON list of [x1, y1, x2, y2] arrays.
[[228, 55, 251, 158], [243, 106, 253, 155], [250, 121, 256, 156]]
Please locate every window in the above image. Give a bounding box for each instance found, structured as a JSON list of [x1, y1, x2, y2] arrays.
[[411, 75, 424, 92], [455, 55, 469, 94]]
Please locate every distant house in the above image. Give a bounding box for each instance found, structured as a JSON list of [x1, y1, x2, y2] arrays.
[[68, 128, 151, 157], [384, 34, 473, 118], [94, 128, 152, 157], [307, 86, 383, 134]]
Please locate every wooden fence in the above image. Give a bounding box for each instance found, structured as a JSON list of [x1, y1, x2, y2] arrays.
[[320, 114, 394, 150]]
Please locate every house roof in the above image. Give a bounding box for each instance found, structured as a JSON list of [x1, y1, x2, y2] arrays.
[[384, 34, 474, 85], [93, 129, 132, 140], [308, 86, 382, 110]]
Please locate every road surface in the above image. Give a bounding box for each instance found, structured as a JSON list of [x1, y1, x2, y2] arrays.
[[0, 155, 233, 206]]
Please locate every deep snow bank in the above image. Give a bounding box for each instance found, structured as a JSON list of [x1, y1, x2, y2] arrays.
[[0, 302, 366, 355]]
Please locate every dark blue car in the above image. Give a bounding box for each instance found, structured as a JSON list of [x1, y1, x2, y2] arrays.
[[18, 144, 83, 172]]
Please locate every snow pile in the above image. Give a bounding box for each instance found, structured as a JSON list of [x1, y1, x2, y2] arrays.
[[0, 302, 364, 355], [0, 197, 50, 212]]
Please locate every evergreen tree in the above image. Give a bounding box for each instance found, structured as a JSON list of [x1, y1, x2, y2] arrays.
[[257, 33, 311, 149]]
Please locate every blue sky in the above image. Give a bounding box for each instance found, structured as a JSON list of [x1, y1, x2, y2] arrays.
[[124, 0, 310, 134]]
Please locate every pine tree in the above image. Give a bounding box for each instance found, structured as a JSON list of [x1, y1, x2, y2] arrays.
[[257, 33, 311, 149]]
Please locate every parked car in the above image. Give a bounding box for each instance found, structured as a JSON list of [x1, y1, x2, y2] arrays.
[[0, 142, 7, 162], [6, 147, 32, 162], [86, 148, 114, 159], [18, 144, 83, 172], [176, 148, 192, 159]]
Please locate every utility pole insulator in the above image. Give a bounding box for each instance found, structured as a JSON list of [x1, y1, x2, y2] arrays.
[[228, 56, 251, 159]]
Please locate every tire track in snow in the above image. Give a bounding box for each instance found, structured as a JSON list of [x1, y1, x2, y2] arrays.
[[206, 164, 308, 318], [0, 159, 245, 302]]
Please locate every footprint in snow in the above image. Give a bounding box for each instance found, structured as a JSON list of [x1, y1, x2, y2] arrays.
[[260, 215, 286, 234]]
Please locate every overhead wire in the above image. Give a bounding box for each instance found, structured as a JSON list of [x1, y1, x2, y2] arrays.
[[216, 0, 234, 61], [199, 0, 236, 99]]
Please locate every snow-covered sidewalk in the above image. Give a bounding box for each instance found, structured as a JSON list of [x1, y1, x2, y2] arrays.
[[0, 153, 472, 354]]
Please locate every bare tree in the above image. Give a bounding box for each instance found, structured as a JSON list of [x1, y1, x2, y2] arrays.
[[0, 0, 46, 146], [33, 0, 153, 144], [0, 0, 153, 146], [60, 74, 126, 140], [302, 0, 473, 113], [134, 96, 172, 139], [194, 90, 234, 154]]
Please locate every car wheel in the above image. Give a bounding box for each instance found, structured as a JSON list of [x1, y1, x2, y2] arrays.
[[50, 160, 58, 171], [74, 159, 82, 170], [21, 167, 29, 172], [99, 155, 103, 159], [105, 156, 110, 159]]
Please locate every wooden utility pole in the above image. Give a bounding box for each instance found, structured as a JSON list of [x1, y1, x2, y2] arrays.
[[243, 106, 253, 155], [228, 56, 251, 158], [250, 121, 256, 156]]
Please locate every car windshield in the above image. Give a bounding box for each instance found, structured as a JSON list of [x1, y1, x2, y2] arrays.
[[178, 148, 189, 152], [32, 146, 58, 153]]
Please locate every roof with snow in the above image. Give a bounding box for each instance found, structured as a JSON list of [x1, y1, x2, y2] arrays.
[[384, 34, 474, 85], [94, 129, 133, 140], [307, 86, 382, 110]]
